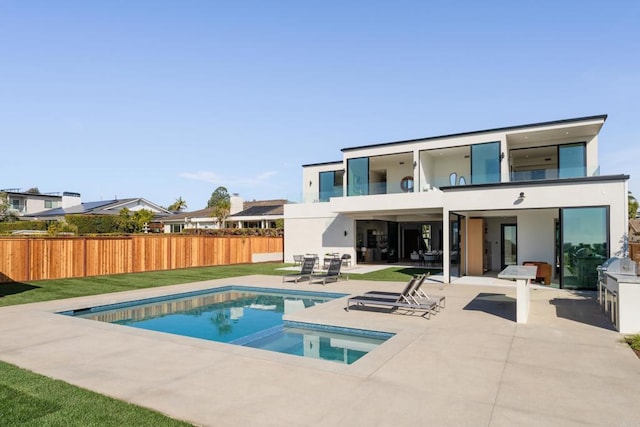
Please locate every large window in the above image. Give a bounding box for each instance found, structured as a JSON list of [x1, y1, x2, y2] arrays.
[[471, 142, 500, 184], [560, 207, 608, 290], [558, 143, 586, 178], [347, 157, 369, 196], [319, 170, 344, 202]]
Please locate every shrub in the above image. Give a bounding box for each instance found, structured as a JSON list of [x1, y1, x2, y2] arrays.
[[625, 334, 640, 351], [0, 221, 49, 234]]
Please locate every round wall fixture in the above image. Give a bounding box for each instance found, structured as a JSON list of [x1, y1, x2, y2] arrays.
[[400, 176, 414, 193]]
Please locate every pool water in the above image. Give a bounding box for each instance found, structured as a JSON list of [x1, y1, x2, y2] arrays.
[[62, 286, 393, 365]]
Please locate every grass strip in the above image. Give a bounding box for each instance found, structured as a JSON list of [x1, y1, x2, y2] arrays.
[[0, 361, 192, 426]]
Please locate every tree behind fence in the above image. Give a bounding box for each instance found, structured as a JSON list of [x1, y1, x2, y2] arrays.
[[0, 235, 283, 283]]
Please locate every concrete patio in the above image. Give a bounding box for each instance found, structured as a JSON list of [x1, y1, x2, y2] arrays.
[[0, 275, 639, 426]]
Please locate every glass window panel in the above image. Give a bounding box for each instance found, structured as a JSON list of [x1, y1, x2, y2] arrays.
[[450, 214, 460, 277], [471, 142, 500, 184], [319, 172, 334, 202], [319, 170, 344, 202], [502, 224, 517, 268], [347, 157, 369, 196], [561, 207, 608, 290], [559, 143, 586, 178]]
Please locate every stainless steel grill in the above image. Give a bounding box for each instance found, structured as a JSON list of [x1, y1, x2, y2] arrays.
[[597, 257, 637, 279]]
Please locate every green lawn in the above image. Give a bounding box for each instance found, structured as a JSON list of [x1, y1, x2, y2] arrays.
[[0, 262, 435, 426], [0, 262, 436, 308], [0, 361, 192, 426]]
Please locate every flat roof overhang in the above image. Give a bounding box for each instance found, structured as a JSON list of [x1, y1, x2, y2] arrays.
[[439, 174, 629, 192], [329, 191, 445, 218], [441, 175, 629, 213]]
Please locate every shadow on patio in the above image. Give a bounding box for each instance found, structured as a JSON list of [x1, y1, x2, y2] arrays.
[[463, 292, 516, 322], [548, 294, 616, 330]]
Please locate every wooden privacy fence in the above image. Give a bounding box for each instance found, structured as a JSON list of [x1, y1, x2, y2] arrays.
[[0, 235, 283, 283], [630, 242, 640, 264]]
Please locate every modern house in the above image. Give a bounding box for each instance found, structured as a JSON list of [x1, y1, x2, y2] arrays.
[[284, 115, 629, 290]]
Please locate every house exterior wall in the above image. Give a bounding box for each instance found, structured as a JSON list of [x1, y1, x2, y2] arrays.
[[516, 209, 558, 271], [286, 116, 627, 286], [444, 179, 627, 255], [283, 203, 355, 262]]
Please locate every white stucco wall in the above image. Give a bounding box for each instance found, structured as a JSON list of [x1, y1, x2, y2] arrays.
[[284, 203, 355, 263], [516, 210, 557, 271], [445, 179, 628, 256]]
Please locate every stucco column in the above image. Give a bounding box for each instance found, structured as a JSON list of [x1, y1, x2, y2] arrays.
[[443, 208, 450, 283]]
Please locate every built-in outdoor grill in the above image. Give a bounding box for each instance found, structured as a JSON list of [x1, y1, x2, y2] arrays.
[[597, 257, 637, 282], [596, 257, 640, 333]]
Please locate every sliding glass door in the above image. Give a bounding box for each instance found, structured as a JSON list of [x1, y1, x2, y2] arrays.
[[560, 207, 608, 290]]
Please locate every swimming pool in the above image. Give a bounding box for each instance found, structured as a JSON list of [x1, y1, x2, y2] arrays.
[[60, 286, 394, 365]]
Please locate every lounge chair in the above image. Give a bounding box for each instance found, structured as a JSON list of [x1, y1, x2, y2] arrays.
[[309, 258, 343, 285], [346, 277, 437, 318], [282, 257, 316, 283], [364, 273, 445, 310], [292, 254, 305, 266]]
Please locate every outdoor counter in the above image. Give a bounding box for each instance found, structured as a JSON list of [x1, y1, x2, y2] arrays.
[[498, 265, 538, 324], [603, 272, 640, 334]]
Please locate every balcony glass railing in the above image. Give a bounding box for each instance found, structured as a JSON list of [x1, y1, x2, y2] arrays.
[[511, 165, 600, 182], [296, 165, 603, 203]]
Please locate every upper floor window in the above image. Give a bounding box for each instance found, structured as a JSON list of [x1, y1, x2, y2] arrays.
[[319, 170, 344, 202], [558, 143, 586, 178], [510, 142, 586, 182], [45, 200, 53, 208], [471, 142, 500, 184], [347, 157, 369, 196]]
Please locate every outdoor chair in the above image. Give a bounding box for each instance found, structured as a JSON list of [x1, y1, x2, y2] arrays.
[[310, 258, 343, 285], [423, 252, 437, 266], [340, 254, 352, 267], [292, 254, 305, 266], [323, 253, 340, 269], [345, 276, 438, 318], [305, 253, 320, 266], [365, 273, 445, 311], [282, 257, 316, 283], [410, 252, 421, 265]]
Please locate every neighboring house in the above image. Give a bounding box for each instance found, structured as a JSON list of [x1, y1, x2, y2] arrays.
[[1, 189, 79, 217], [159, 206, 219, 233], [226, 199, 286, 229], [159, 196, 286, 233], [26, 196, 172, 221], [284, 114, 629, 290]]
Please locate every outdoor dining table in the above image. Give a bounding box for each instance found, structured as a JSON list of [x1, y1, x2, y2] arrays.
[[498, 265, 538, 324]]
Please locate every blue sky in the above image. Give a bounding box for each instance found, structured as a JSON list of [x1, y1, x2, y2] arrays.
[[1, 1, 638, 209]]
